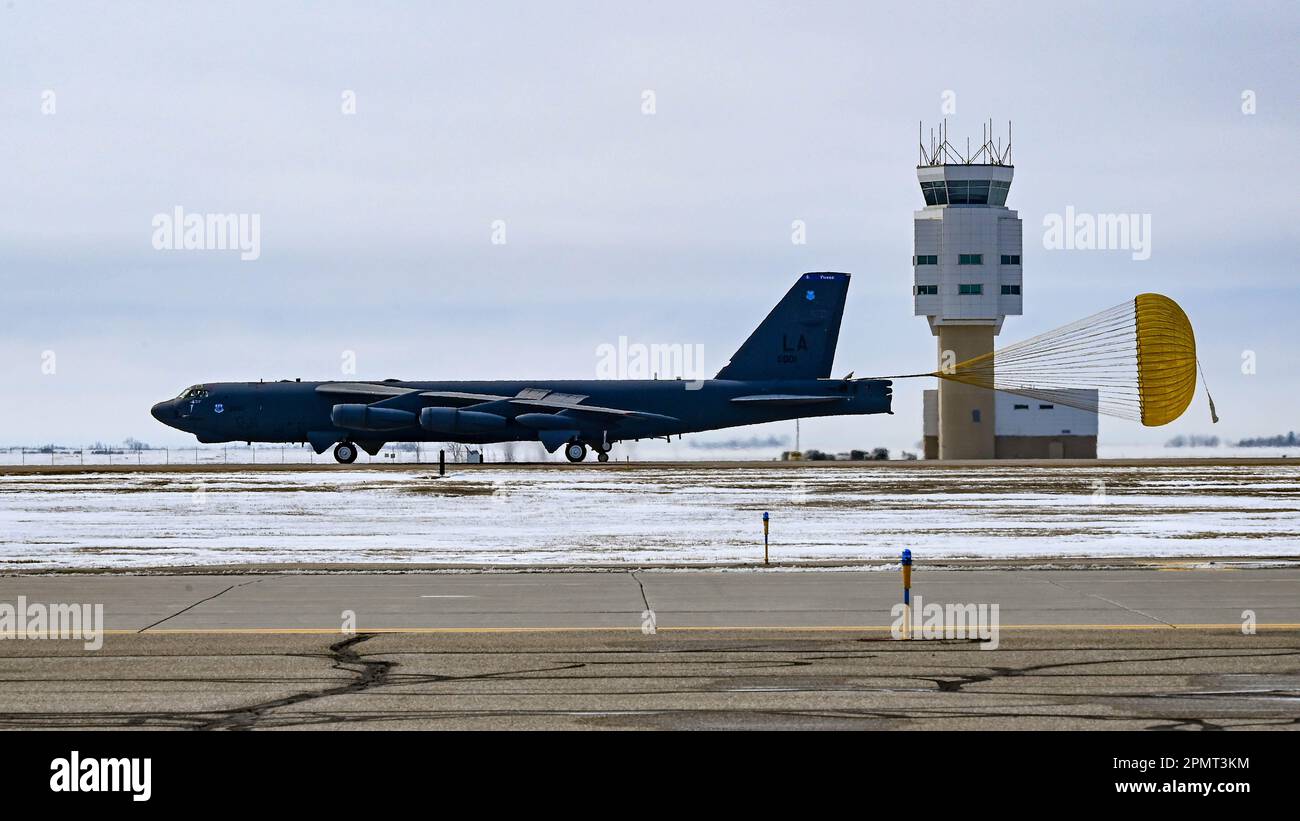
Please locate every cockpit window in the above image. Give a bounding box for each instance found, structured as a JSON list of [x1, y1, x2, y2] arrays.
[[177, 385, 209, 400]]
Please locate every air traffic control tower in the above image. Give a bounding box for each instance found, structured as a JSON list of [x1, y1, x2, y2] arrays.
[[913, 121, 1021, 459]]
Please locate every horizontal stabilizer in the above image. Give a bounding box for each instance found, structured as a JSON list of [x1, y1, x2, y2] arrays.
[[730, 394, 844, 406]]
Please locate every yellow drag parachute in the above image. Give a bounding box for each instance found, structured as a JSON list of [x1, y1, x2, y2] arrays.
[[931, 294, 1200, 426]]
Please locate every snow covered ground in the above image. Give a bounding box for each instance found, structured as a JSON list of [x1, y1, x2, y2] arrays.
[[1, 464, 1298, 569], [1, 443, 1297, 466]]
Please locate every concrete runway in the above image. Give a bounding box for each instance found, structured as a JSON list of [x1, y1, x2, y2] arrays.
[[0, 569, 1297, 729], [3, 567, 1299, 630]]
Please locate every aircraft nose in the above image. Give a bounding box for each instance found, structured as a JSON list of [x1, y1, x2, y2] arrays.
[[150, 401, 172, 423]]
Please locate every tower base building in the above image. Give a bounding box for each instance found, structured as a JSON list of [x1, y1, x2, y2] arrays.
[[923, 389, 1099, 459], [934, 325, 997, 459]]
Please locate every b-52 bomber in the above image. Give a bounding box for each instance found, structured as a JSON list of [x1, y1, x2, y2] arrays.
[[151, 273, 893, 462]]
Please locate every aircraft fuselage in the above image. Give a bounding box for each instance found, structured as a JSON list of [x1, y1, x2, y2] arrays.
[[152, 377, 892, 452]]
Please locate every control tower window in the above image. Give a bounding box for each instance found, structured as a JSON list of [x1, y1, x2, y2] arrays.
[[1001, 284, 1021, 295], [914, 284, 938, 295], [958, 283, 983, 295], [914, 254, 938, 265], [919, 181, 948, 205], [921, 179, 1007, 206], [949, 180, 989, 204], [959, 254, 983, 265], [1000, 254, 1021, 265]]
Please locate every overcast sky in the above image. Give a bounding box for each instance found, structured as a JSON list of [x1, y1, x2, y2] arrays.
[[1, 0, 1296, 452]]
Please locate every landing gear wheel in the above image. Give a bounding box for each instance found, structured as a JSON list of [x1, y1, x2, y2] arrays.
[[597, 451, 609, 463], [565, 442, 587, 463], [334, 442, 358, 464]]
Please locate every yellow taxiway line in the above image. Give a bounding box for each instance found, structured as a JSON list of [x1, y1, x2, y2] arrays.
[[98, 623, 1300, 635]]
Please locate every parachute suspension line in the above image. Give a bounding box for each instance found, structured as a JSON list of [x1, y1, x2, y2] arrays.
[[867, 294, 1199, 427], [1196, 358, 1220, 424]]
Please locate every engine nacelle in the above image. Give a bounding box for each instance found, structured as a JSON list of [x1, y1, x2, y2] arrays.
[[419, 407, 507, 433], [514, 413, 578, 430], [330, 404, 416, 431]]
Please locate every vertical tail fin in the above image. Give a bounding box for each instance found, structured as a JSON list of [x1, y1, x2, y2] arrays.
[[715, 272, 850, 381]]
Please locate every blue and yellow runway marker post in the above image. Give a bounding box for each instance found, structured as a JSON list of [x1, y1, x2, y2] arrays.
[[901, 548, 913, 639], [762, 511, 770, 565]]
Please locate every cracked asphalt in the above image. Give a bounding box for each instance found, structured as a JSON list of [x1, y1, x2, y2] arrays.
[[0, 630, 1296, 730], [0, 569, 1296, 729]]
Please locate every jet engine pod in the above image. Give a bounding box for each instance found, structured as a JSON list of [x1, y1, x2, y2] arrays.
[[514, 413, 578, 431], [330, 403, 417, 431], [419, 407, 507, 433]]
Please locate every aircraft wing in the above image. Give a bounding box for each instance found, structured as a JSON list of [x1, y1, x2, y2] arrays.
[[316, 382, 417, 398], [419, 389, 669, 419], [317, 384, 677, 422], [510, 397, 678, 423], [730, 394, 844, 405], [419, 391, 514, 405]]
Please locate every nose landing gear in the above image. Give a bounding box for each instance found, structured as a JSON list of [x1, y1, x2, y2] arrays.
[[333, 442, 358, 464], [594, 430, 612, 463]]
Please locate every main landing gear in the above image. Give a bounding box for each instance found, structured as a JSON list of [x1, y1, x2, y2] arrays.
[[333, 442, 358, 464], [564, 442, 587, 463], [565, 441, 614, 463]]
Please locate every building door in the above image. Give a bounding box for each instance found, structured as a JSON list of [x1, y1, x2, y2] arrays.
[[1049, 440, 1064, 459]]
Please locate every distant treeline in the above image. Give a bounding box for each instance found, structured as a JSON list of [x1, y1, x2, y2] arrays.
[[688, 435, 790, 450], [785, 448, 910, 461], [1235, 431, 1299, 448], [5, 438, 152, 454], [1165, 435, 1221, 448], [1165, 431, 1298, 448]]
